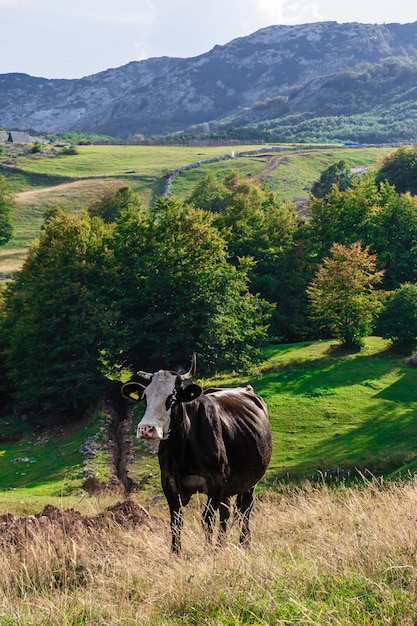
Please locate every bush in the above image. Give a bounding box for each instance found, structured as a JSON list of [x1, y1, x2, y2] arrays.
[[60, 146, 79, 155], [377, 283, 417, 353], [30, 141, 42, 154]]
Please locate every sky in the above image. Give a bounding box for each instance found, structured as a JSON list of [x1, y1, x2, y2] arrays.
[[1, 0, 416, 79]]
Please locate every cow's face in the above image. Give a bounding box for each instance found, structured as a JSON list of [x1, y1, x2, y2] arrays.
[[122, 369, 202, 441], [137, 370, 177, 440]]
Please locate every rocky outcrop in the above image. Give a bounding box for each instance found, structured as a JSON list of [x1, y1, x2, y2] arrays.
[[1, 21, 417, 138]]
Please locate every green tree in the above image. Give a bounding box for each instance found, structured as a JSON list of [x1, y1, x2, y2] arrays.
[[109, 197, 271, 373], [375, 146, 417, 195], [307, 175, 379, 258], [30, 141, 42, 154], [376, 283, 417, 353], [0, 209, 114, 419], [186, 172, 229, 212], [87, 185, 142, 223], [187, 170, 310, 342], [369, 183, 417, 289], [0, 281, 11, 408], [307, 242, 383, 349], [311, 160, 354, 199], [0, 175, 14, 246]]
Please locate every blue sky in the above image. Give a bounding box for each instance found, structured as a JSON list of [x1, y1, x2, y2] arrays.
[[1, 0, 416, 79]]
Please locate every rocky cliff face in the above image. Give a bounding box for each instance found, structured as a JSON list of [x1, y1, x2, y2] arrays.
[[1, 21, 417, 139]]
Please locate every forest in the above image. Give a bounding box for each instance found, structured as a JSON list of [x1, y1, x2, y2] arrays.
[[1, 144, 417, 422]]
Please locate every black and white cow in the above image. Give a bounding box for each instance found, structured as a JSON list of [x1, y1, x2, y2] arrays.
[[122, 354, 272, 553]]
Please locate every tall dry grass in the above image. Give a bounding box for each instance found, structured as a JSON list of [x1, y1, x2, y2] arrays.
[[1, 477, 417, 625]]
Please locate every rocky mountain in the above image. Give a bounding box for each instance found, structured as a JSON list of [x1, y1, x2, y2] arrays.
[[1, 21, 417, 141]]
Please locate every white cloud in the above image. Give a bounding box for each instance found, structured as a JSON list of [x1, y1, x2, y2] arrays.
[[255, 0, 323, 24], [255, 0, 287, 22], [0, 0, 415, 78]]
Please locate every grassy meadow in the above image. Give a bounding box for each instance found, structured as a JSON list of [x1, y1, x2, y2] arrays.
[[2, 479, 417, 625], [1, 337, 417, 623], [0, 143, 392, 273], [1, 142, 416, 623], [2, 337, 416, 505]]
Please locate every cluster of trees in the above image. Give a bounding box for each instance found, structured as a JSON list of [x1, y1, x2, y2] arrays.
[[2, 145, 417, 420], [182, 106, 417, 145], [0, 176, 14, 246]]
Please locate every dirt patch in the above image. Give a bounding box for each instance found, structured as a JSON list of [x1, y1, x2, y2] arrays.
[[251, 154, 289, 181], [0, 500, 160, 546], [104, 499, 157, 530], [16, 178, 123, 207]]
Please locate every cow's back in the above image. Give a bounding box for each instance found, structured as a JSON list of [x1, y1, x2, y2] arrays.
[[185, 386, 272, 495]]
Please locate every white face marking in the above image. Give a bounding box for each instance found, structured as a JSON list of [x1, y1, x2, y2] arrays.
[[137, 370, 177, 440]]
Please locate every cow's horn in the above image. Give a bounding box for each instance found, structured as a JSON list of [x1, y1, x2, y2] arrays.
[[180, 353, 197, 380], [137, 370, 153, 380]]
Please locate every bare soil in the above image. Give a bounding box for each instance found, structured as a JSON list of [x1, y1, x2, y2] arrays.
[[0, 500, 160, 546]]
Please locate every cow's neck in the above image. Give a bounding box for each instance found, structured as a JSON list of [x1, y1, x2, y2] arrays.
[[169, 403, 190, 436]]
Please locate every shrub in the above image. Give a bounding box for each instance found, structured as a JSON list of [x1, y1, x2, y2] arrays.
[[377, 283, 417, 353]]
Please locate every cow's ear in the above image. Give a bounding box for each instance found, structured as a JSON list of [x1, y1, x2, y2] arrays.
[[121, 381, 146, 402], [178, 383, 202, 403]]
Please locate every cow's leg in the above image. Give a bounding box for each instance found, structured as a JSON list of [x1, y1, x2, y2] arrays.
[[202, 495, 222, 545], [218, 497, 231, 546], [169, 499, 183, 554], [236, 488, 255, 547]]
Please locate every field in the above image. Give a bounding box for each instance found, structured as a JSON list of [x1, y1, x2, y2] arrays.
[[2, 337, 416, 503], [1, 336, 417, 623], [2, 479, 417, 624], [1, 142, 415, 623], [0, 143, 392, 273]]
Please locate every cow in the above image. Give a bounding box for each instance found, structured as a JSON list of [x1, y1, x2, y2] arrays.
[[121, 353, 272, 553]]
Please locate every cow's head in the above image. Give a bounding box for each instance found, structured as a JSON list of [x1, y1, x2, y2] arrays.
[[121, 354, 202, 441]]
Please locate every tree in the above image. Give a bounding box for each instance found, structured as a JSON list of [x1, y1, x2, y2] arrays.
[[376, 284, 417, 353], [311, 159, 354, 199], [193, 172, 309, 341], [375, 146, 417, 195], [307, 175, 379, 258], [0, 209, 114, 419], [87, 185, 142, 223], [307, 242, 383, 348], [109, 197, 272, 373], [0, 281, 11, 408], [0, 175, 14, 246], [30, 141, 42, 154], [186, 172, 229, 212], [369, 183, 417, 289]]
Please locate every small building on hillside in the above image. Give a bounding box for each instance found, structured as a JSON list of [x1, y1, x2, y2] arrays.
[[7, 130, 34, 144], [0, 130, 35, 143]]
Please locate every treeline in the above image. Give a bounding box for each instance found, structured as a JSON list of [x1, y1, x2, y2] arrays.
[[1, 147, 417, 421], [186, 108, 417, 145]]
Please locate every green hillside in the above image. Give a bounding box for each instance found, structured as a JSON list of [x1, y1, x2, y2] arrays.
[[0, 143, 391, 273], [1, 337, 416, 514]]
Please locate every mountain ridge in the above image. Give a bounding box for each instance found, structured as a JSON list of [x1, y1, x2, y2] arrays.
[[1, 21, 417, 141]]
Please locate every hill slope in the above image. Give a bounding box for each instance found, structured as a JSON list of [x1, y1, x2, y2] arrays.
[[1, 337, 416, 503], [1, 22, 417, 141]]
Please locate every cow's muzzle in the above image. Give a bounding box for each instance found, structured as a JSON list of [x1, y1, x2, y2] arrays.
[[137, 424, 159, 440]]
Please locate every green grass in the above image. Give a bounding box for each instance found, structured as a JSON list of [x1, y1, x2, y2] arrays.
[[0, 143, 392, 272], [169, 145, 392, 201], [11, 144, 269, 186], [2, 336, 416, 512], [200, 336, 417, 485], [0, 412, 108, 501]]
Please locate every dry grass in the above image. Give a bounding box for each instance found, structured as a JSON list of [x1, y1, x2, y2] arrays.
[[1, 478, 417, 624]]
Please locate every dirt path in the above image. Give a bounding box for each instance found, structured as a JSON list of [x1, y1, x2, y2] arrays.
[[251, 154, 290, 182], [16, 178, 123, 209]]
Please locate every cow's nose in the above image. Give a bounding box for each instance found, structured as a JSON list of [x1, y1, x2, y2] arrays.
[[137, 424, 157, 439]]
